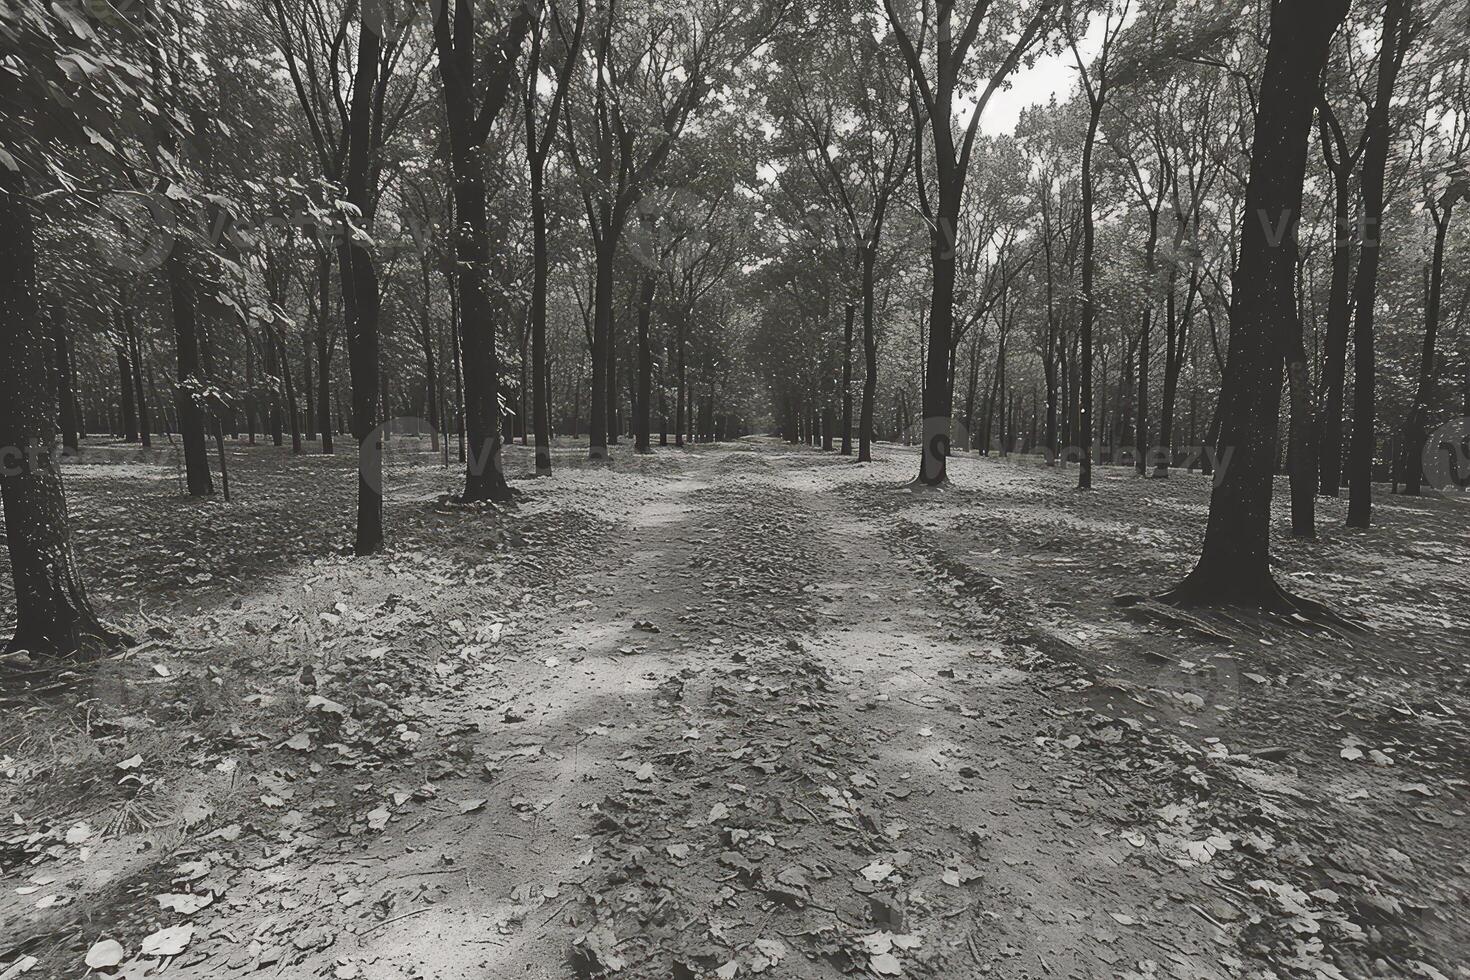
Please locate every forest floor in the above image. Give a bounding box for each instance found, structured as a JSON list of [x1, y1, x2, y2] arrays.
[[1, 437, 1467, 980]]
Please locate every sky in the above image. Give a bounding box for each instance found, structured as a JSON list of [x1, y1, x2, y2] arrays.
[[977, 13, 1113, 137]]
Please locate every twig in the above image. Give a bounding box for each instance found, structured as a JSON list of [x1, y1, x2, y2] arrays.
[[357, 905, 432, 937]]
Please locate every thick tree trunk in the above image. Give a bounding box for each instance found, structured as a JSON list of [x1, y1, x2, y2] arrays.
[[1165, 0, 1346, 606], [0, 171, 121, 658], [452, 168, 512, 501], [1347, 0, 1409, 529], [589, 235, 613, 458]]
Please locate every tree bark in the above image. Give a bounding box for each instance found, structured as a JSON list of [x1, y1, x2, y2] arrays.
[[859, 247, 879, 462], [0, 170, 121, 658], [165, 246, 214, 496], [1347, 0, 1410, 529], [1164, 0, 1347, 606], [1398, 197, 1455, 495], [635, 272, 656, 453], [339, 17, 384, 553]]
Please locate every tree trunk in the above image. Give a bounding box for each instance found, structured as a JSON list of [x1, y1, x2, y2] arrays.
[[1315, 128, 1354, 496], [1165, 0, 1346, 606], [917, 214, 956, 484], [1077, 95, 1103, 490], [316, 253, 335, 454], [52, 316, 80, 454], [127, 315, 151, 447], [115, 317, 138, 442], [1347, 0, 1409, 528], [1398, 201, 1453, 495], [530, 168, 553, 473], [165, 247, 214, 496], [338, 18, 384, 552], [635, 272, 656, 453], [840, 301, 854, 455], [0, 170, 121, 658], [859, 247, 879, 462]]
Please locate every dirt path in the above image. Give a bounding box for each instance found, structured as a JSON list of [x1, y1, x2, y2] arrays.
[[3, 441, 1463, 979]]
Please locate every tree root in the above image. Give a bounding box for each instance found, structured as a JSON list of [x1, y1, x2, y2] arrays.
[[1139, 571, 1364, 637]]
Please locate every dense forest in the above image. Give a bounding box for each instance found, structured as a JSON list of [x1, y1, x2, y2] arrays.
[[2, 0, 1469, 976]]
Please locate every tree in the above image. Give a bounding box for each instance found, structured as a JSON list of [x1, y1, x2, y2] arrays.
[[1347, 0, 1416, 529], [434, 0, 532, 501], [0, 0, 139, 657], [1064, 0, 1130, 490], [524, 0, 585, 473], [1162, 0, 1350, 609], [883, 0, 1062, 484]]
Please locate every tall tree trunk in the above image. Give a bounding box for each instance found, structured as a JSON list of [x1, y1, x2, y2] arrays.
[[1078, 95, 1103, 490], [115, 316, 138, 442], [264, 324, 283, 446], [1315, 119, 1354, 496], [277, 330, 303, 454], [52, 317, 80, 453], [165, 247, 214, 495], [1398, 199, 1454, 495], [635, 272, 656, 453], [530, 168, 553, 473], [127, 316, 151, 447], [303, 328, 316, 441], [1164, 0, 1347, 607], [675, 311, 687, 448], [316, 252, 335, 454], [918, 210, 957, 484], [840, 301, 854, 455], [1347, 0, 1409, 529], [452, 168, 511, 500], [338, 18, 384, 553], [589, 235, 613, 458], [859, 247, 879, 462], [1286, 325, 1318, 537], [0, 170, 121, 658], [418, 264, 440, 453]]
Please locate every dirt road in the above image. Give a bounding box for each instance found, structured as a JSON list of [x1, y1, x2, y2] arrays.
[[3, 440, 1464, 979]]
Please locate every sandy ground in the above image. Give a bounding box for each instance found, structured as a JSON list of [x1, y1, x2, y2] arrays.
[[1, 438, 1466, 980]]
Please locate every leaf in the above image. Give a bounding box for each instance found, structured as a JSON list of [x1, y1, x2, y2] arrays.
[[859, 860, 894, 883], [707, 802, 730, 823], [85, 939, 125, 969], [458, 799, 487, 814], [140, 924, 193, 957], [284, 732, 313, 752], [870, 952, 903, 975], [155, 891, 213, 915]]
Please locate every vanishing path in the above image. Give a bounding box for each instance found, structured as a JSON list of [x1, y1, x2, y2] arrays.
[[326, 444, 1240, 979]]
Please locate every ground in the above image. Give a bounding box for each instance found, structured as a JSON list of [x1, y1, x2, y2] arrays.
[[1, 437, 1467, 980]]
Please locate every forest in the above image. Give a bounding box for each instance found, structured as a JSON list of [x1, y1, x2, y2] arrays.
[[2, 0, 1468, 977]]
